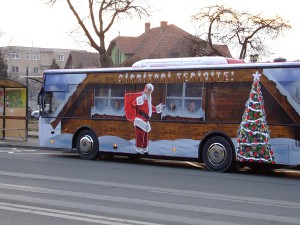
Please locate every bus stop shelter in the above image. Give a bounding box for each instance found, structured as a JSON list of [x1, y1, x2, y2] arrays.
[[0, 78, 28, 141]]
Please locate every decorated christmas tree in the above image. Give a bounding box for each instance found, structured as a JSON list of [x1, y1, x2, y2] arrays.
[[236, 71, 275, 164]]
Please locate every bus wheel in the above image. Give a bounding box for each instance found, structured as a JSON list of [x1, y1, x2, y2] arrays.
[[76, 129, 99, 160], [202, 136, 233, 172]]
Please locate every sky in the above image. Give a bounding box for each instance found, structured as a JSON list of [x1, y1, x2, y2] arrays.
[[0, 0, 299, 62]]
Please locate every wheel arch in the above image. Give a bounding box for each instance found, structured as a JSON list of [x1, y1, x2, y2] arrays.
[[198, 131, 235, 163], [72, 126, 98, 149]]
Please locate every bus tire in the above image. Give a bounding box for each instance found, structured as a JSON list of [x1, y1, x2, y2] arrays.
[[202, 136, 233, 172], [76, 129, 99, 160]]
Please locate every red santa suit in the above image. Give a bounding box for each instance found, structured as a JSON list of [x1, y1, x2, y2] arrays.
[[131, 84, 163, 153]]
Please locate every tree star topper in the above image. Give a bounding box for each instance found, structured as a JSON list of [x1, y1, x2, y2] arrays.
[[253, 71, 261, 80]]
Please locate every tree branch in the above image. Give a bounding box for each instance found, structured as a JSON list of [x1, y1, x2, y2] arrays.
[[192, 4, 291, 59]]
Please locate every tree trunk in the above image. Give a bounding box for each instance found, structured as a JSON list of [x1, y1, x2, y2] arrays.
[[99, 47, 113, 67]]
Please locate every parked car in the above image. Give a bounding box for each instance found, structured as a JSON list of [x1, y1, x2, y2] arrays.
[[31, 110, 40, 119]]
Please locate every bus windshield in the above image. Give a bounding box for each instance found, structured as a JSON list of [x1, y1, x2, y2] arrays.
[[41, 73, 86, 117]]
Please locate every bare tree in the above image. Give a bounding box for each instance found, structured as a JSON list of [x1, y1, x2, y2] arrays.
[[48, 0, 150, 67], [192, 5, 291, 60], [0, 32, 8, 78], [0, 54, 8, 78], [184, 35, 219, 57]]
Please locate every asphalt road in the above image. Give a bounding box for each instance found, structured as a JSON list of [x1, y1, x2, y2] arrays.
[[1, 146, 300, 225]]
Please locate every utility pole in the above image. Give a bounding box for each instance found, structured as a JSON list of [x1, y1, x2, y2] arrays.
[[26, 69, 29, 141]]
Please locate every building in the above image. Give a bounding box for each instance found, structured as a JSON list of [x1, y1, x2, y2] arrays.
[[0, 46, 85, 111], [64, 51, 101, 69], [0, 46, 80, 77], [108, 21, 232, 66]]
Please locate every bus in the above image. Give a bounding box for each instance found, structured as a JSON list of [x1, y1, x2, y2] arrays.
[[37, 56, 300, 172]]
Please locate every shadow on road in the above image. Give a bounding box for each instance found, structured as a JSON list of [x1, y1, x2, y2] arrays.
[[50, 151, 300, 179]]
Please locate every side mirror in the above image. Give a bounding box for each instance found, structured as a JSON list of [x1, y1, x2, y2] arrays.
[[37, 87, 44, 106], [37, 87, 45, 116]]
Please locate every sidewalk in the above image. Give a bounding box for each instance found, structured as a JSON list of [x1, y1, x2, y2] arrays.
[[0, 131, 40, 149]]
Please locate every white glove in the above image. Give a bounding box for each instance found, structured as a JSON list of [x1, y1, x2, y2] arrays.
[[156, 103, 165, 113]]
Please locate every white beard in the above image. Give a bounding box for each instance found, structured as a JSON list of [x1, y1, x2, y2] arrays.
[[142, 92, 152, 117]]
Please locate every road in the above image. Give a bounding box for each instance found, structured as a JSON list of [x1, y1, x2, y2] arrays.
[[0, 146, 300, 225]]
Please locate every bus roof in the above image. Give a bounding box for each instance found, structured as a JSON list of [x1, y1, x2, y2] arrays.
[[43, 59, 300, 75], [132, 56, 244, 67]]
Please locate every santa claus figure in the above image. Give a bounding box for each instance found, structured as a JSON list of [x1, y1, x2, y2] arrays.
[[130, 84, 164, 154]]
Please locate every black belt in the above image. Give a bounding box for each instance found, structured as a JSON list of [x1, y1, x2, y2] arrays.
[[138, 109, 150, 120]]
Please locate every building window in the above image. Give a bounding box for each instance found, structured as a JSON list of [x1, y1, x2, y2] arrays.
[[33, 53, 40, 60], [58, 54, 64, 61], [25, 67, 30, 73], [12, 66, 20, 73], [114, 48, 121, 66], [33, 67, 39, 74], [11, 52, 20, 59], [162, 83, 205, 119], [25, 53, 30, 60]]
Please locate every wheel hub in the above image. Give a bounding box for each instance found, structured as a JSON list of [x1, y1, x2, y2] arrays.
[[79, 135, 94, 154], [207, 143, 226, 166]]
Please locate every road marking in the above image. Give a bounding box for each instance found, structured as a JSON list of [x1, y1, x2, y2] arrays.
[[13, 152, 76, 155], [0, 149, 36, 153], [0, 171, 299, 209], [0, 202, 162, 225], [1, 182, 300, 224], [0, 149, 75, 155], [2, 193, 239, 225]]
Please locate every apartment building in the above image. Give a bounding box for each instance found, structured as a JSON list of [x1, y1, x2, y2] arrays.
[[1, 46, 78, 77]]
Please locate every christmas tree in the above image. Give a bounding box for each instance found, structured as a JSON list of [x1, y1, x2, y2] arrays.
[[236, 71, 275, 164]]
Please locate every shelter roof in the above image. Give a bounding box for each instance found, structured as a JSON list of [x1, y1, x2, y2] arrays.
[[0, 78, 26, 88]]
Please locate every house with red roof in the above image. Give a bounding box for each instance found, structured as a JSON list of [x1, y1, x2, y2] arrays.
[[107, 21, 232, 66]]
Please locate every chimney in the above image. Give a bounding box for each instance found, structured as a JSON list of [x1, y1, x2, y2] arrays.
[[160, 21, 168, 28], [145, 22, 150, 33]]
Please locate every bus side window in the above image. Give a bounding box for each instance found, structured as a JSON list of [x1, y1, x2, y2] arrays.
[[92, 84, 125, 117], [163, 83, 204, 119]]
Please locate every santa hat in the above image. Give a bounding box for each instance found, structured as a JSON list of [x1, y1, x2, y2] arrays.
[[144, 83, 154, 93]]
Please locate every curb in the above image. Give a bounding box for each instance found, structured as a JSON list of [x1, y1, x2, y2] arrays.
[[0, 142, 68, 151], [0, 136, 66, 151]]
